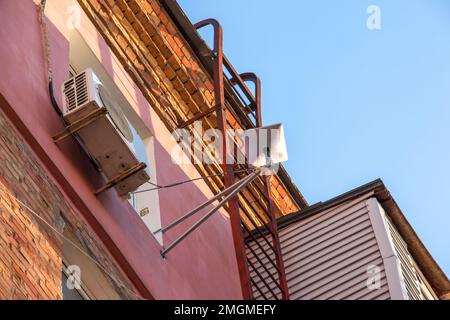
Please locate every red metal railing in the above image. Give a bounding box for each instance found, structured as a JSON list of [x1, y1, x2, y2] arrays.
[[192, 19, 289, 300]]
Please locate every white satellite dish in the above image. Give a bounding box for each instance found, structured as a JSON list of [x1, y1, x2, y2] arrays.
[[244, 123, 288, 170]]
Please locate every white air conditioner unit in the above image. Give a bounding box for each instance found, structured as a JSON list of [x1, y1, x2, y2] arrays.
[[62, 68, 149, 196]]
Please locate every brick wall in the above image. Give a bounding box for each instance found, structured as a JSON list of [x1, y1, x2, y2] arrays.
[[0, 108, 136, 299], [77, 0, 301, 220]]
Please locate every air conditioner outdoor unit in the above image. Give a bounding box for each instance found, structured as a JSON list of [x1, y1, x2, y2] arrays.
[[61, 68, 149, 196]]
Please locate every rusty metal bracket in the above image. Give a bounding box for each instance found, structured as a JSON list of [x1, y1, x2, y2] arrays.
[[159, 169, 261, 258], [178, 105, 220, 129], [94, 162, 147, 195], [52, 107, 107, 143]]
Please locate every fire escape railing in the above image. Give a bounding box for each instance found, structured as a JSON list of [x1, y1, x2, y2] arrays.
[[191, 19, 289, 300]]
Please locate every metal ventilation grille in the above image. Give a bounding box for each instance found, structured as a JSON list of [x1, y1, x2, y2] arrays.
[[75, 72, 88, 107], [63, 71, 88, 112], [63, 78, 77, 112]]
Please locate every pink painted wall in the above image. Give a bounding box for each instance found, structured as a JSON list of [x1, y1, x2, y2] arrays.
[[0, 0, 242, 299]]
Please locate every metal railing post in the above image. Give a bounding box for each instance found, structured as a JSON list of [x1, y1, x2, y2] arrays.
[[194, 19, 253, 300], [240, 72, 290, 300]]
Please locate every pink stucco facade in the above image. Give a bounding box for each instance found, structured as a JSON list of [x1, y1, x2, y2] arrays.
[[0, 0, 242, 299]]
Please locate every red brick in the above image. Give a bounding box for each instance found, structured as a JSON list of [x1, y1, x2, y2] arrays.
[[0, 109, 135, 300]]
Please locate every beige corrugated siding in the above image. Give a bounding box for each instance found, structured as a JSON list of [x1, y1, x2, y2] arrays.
[[247, 194, 391, 300], [384, 215, 433, 299]]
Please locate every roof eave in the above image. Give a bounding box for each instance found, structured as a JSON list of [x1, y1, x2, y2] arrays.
[[279, 179, 450, 299]]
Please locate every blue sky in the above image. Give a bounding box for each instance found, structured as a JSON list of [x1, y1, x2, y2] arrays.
[[178, 1, 450, 276]]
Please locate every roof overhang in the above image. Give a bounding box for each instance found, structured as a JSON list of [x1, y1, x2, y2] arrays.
[[279, 179, 450, 299]]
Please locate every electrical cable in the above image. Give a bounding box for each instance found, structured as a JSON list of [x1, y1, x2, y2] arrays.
[[134, 167, 257, 195], [38, 0, 65, 120], [0, 186, 144, 300]]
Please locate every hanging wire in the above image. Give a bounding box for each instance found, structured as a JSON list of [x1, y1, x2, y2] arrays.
[[133, 167, 256, 195], [39, 0, 52, 82], [0, 186, 144, 300], [38, 0, 65, 120]]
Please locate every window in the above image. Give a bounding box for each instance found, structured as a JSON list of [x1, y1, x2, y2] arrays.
[[127, 127, 163, 244], [60, 213, 124, 300]]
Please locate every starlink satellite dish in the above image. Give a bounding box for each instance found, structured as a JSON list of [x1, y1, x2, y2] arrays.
[[244, 123, 288, 169]]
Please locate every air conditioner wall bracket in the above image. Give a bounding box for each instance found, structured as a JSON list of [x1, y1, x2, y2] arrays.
[[52, 107, 108, 143], [94, 162, 147, 196]]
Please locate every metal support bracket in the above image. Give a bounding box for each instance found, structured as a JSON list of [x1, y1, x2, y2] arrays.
[[178, 105, 220, 129], [94, 162, 147, 195], [52, 107, 108, 143], [159, 169, 261, 258], [154, 168, 259, 235]]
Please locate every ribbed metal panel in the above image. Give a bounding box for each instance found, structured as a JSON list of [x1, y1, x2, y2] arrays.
[[384, 215, 425, 300], [247, 195, 390, 300]]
